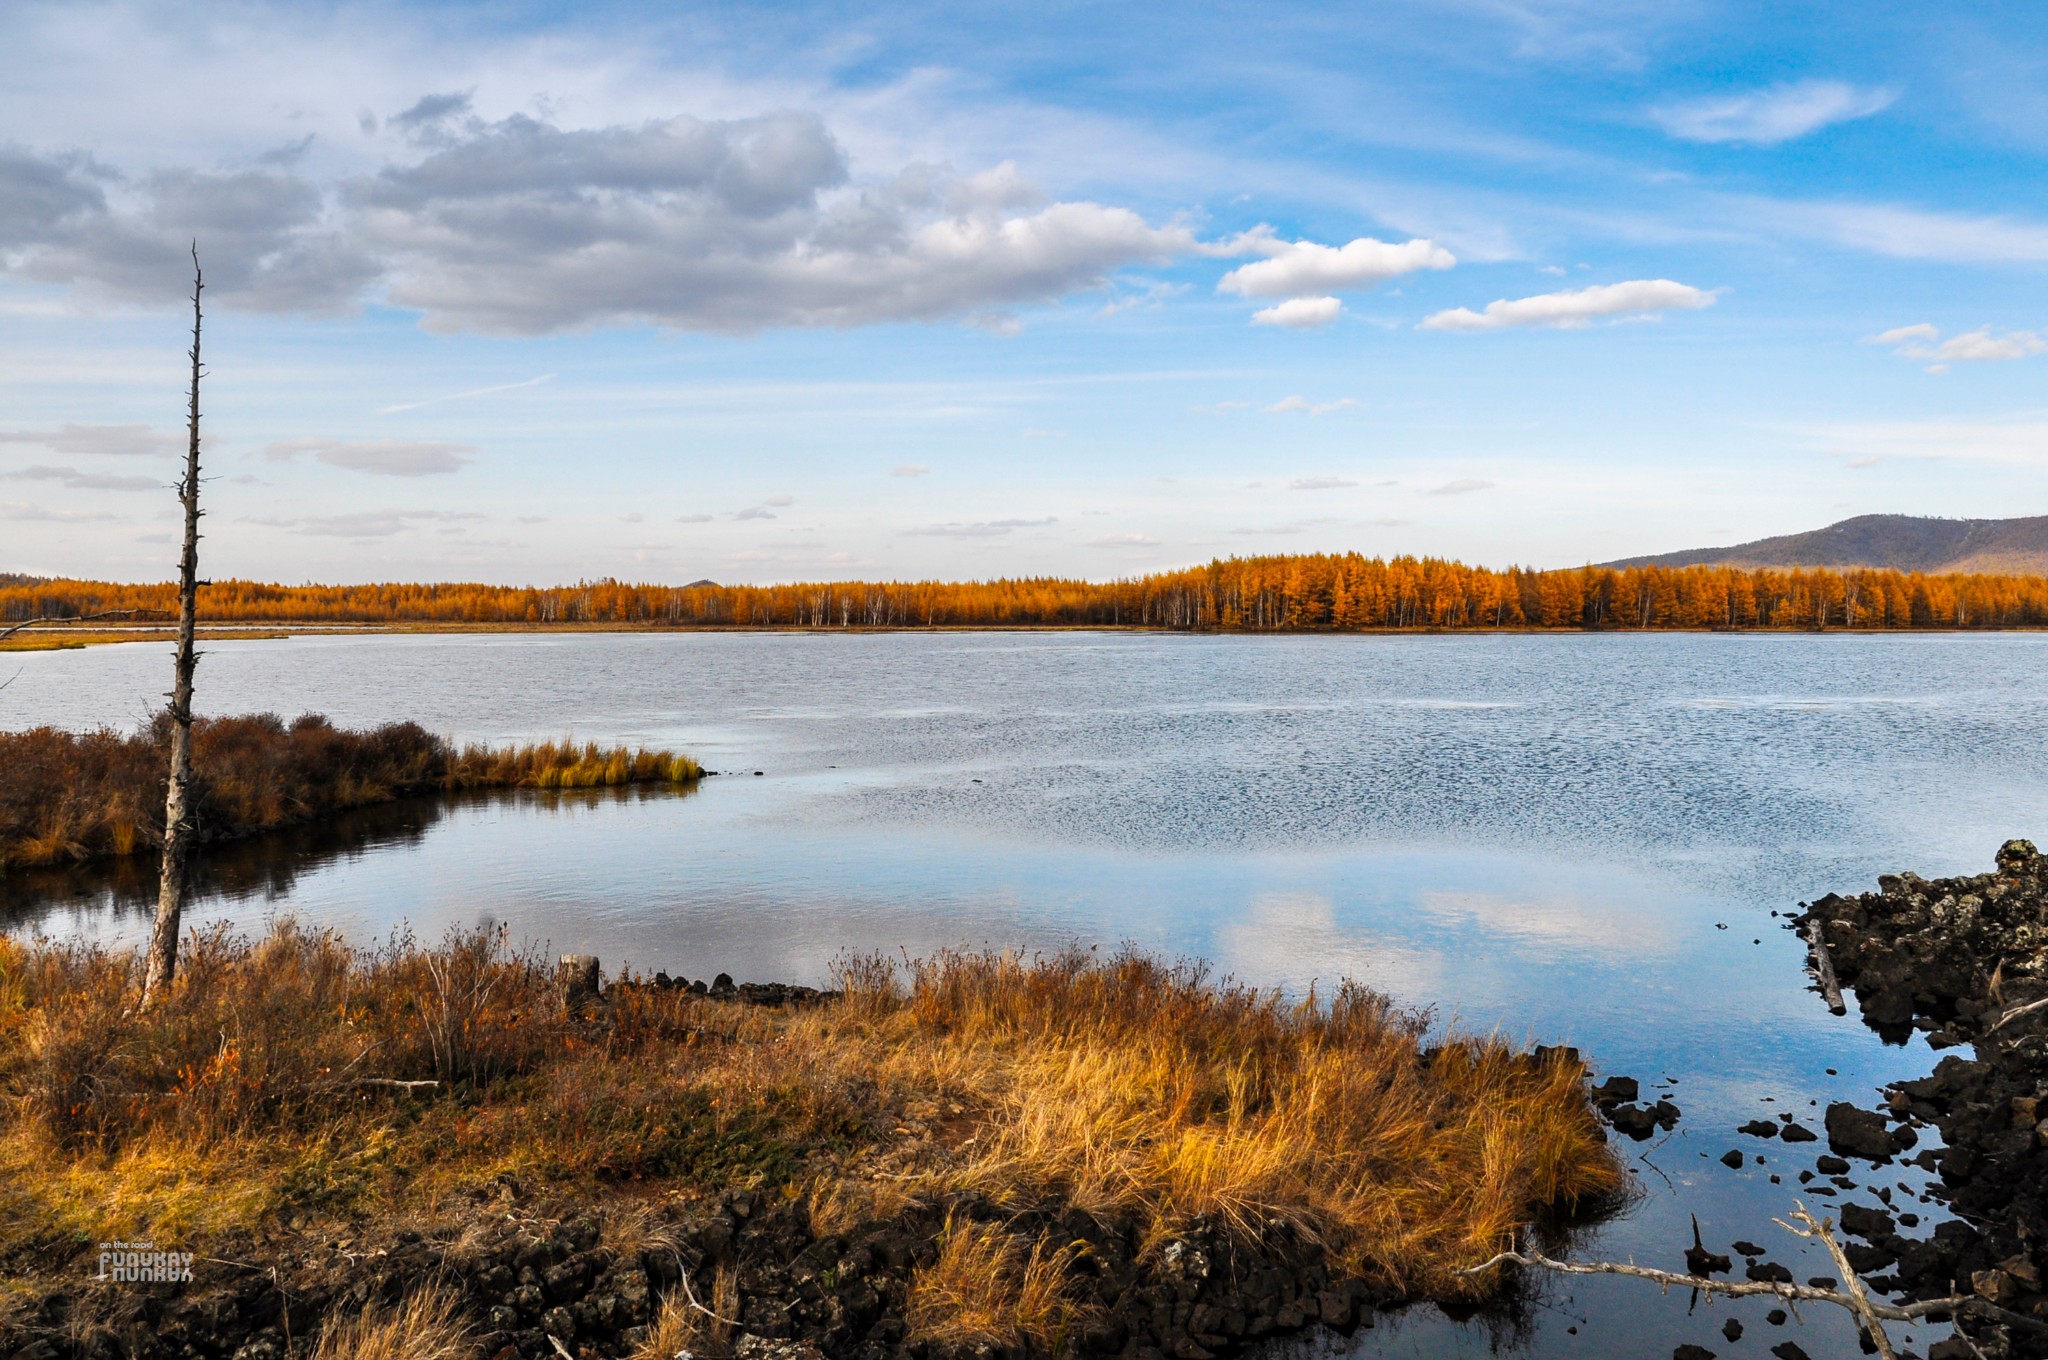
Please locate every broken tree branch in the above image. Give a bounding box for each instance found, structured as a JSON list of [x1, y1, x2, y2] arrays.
[[0, 608, 166, 644], [1806, 918, 1846, 1014], [1462, 1200, 2048, 1355]]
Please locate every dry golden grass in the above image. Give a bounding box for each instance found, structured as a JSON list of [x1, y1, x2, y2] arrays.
[[906, 1214, 1091, 1350], [309, 1285, 471, 1360], [0, 714, 700, 871], [0, 928, 1622, 1339]]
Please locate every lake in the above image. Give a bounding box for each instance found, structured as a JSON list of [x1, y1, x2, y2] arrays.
[[7, 629, 2048, 1358]]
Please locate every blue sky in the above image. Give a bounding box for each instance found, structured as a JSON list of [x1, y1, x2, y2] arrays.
[[3, 0, 2046, 585]]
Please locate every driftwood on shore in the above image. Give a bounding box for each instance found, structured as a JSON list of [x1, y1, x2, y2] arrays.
[[1804, 916, 1846, 1014], [1464, 1202, 2048, 1359]]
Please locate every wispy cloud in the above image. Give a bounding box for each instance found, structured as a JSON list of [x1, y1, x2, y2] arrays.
[[1422, 280, 1714, 331], [1865, 323, 2045, 372], [1796, 416, 2048, 466], [244, 509, 485, 538], [1653, 80, 1897, 145], [1289, 476, 1358, 491], [262, 437, 476, 476], [375, 374, 555, 415], [1429, 478, 1495, 495], [1087, 532, 1160, 546], [1266, 396, 1360, 416], [903, 517, 1057, 537], [891, 464, 931, 476], [0, 500, 117, 522], [4, 464, 160, 491], [0, 424, 182, 457]]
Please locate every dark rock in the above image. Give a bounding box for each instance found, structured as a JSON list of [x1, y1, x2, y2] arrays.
[[1770, 1344, 1812, 1360], [1731, 1241, 1766, 1257], [1779, 1121, 1817, 1143], [1607, 1103, 1659, 1139], [1722, 1317, 1742, 1341], [1673, 1346, 1716, 1360], [1591, 1075, 1639, 1105], [1824, 1103, 1894, 1160], [1815, 1154, 1850, 1174], [1738, 1119, 1779, 1138], [1838, 1203, 1895, 1239], [1720, 1149, 1744, 1168], [1744, 1261, 1793, 1284]]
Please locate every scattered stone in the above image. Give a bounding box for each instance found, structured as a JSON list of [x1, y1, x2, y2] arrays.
[[1779, 1121, 1817, 1143], [1720, 1149, 1744, 1168], [1731, 1240, 1766, 1257], [1722, 1316, 1743, 1342], [1738, 1119, 1779, 1138], [1770, 1343, 1812, 1360]]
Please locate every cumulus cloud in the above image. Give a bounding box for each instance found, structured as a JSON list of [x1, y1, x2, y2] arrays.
[[3, 464, 161, 491], [1266, 396, 1359, 416], [1421, 279, 1714, 331], [261, 437, 476, 476], [1, 106, 1216, 333], [1251, 297, 1343, 329], [902, 517, 1056, 537], [1289, 476, 1358, 491], [1866, 322, 2045, 372], [1429, 478, 1495, 495], [1219, 234, 1455, 297], [0, 423, 183, 457], [1653, 80, 1897, 145]]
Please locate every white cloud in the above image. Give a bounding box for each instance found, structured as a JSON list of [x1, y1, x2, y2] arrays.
[[1265, 396, 1359, 416], [734, 506, 777, 521], [1865, 323, 2045, 371], [1652, 80, 1896, 146], [1087, 532, 1159, 546], [674, 513, 714, 523], [1251, 296, 1342, 329], [0, 423, 182, 457], [245, 508, 483, 537], [0, 500, 117, 522], [0, 108, 1212, 334], [3, 464, 160, 491], [1428, 478, 1495, 495], [261, 437, 476, 476], [1421, 279, 1713, 331], [891, 464, 930, 476], [762, 493, 796, 507], [902, 517, 1056, 537], [1758, 199, 2048, 263], [1218, 233, 1455, 297], [375, 373, 554, 415], [1795, 416, 2048, 467], [1289, 476, 1358, 491]]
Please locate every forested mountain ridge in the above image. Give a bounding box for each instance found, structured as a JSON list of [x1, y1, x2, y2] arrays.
[[1608, 514, 2048, 574]]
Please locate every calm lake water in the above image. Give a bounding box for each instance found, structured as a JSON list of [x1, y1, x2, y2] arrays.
[[7, 630, 2048, 1358]]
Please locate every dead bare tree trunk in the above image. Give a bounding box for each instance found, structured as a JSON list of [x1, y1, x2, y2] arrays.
[[141, 246, 205, 1009]]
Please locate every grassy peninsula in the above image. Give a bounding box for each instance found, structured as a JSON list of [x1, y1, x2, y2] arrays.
[[0, 928, 1622, 1358], [0, 714, 701, 871]]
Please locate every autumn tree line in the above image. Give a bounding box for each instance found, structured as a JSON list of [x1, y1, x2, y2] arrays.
[[7, 554, 2048, 633]]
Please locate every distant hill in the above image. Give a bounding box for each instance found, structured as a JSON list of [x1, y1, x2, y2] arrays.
[[1606, 515, 2048, 575]]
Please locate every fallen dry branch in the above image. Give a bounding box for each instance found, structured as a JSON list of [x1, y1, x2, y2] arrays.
[[1805, 918, 1846, 1015], [1463, 1202, 2048, 1358], [0, 608, 164, 644]]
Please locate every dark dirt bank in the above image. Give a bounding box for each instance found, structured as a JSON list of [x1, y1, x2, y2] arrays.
[[1799, 839, 2048, 1360]]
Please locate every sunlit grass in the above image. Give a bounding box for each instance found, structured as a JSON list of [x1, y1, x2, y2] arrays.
[[0, 927, 1623, 1337]]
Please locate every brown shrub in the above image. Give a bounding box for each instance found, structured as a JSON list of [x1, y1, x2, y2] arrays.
[[0, 714, 701, 871]]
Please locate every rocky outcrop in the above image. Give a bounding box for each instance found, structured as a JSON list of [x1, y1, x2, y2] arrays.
[[1799, 839, 2048, 1358]]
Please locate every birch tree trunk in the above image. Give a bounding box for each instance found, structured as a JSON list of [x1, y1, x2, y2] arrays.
[[141, 248, 204, 1009]]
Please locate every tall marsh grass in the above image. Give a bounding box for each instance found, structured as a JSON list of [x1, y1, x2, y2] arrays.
[[0, 713, 701, 870], [0, 926, 1622, 1328]]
